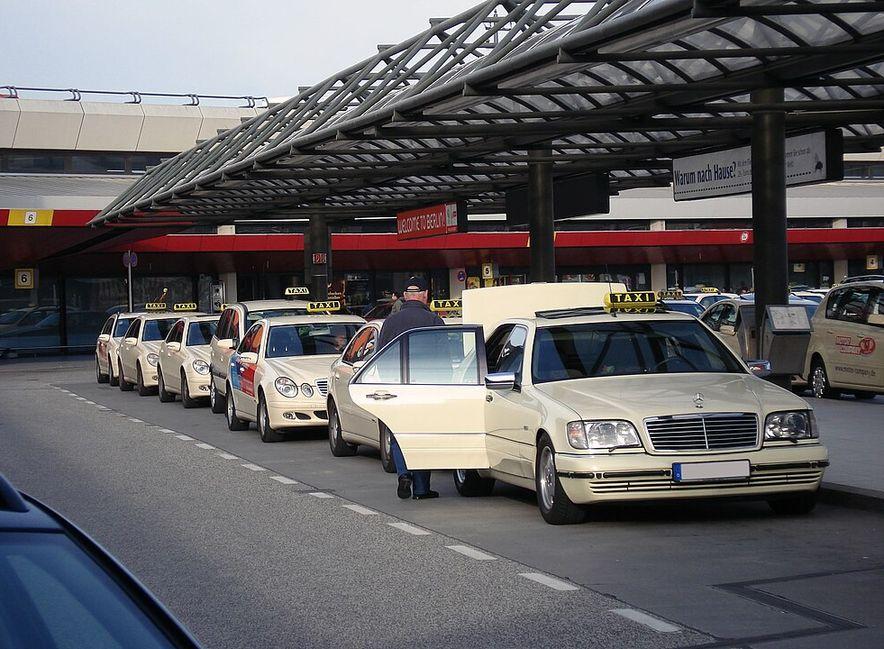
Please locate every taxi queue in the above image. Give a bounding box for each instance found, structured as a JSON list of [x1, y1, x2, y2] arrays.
[[91, 279, 881, 525]]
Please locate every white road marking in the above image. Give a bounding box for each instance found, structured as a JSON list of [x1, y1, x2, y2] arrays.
[[158, 428, 176, 434], [610, 609, 681, 633], [309, 492, 334, 499], [388, 522, 431, 536], [216, 452, 239, 460], [75, 397, 87, 401], [128, 418, 143, 423], [342, 504, 377, 515], [83, 400, 95, 405], [270, 476, 299, 485], [175, 434, 194, 441], [518, 573, 579, 591], [96, 406, 110, 411], [194, 442, 215, 450], [446, 545, 497, 561], [241, 463, 267, 472]]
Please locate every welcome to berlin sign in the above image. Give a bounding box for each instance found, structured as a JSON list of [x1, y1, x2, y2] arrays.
[[396, 202, 466, 240]]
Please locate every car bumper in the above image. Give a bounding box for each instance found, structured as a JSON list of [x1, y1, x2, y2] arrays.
[[141, 364, 159, 387], [555, 444, 828, 504], [266, 397, 329, 429], [183, 368, 212, 396]]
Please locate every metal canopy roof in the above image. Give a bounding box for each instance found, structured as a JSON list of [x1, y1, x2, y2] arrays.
[[92, 0, 884, 227]]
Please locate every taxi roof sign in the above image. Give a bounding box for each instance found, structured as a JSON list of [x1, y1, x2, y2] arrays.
[[430, 299, 462, 312], [307, 300, 341, 313], [699, 287, 720, 293], [604, 291, 658, 313], [173, 302, 198, 312], [285, 287, 310, 297], [144, 303, 168, 311], [658, 289, 684, 300]]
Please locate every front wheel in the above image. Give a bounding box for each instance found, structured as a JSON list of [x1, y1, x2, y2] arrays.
[[96, 356, 109, 384], [810, 359, 839, 399], [225, 384, 249, 431], [454, 469, 495, 497], [118, 359, 134, 392], [328, 402, 356, 456], [108, 354, 119, 387], [378, 424, 396, 473], [136, 363, 153, 397], [157, 368, 174, 402], [535, 433, 586, 525], [210, 378, 226, 414], [181, 371, 199, 408], [768, 492, 817, 516], [258, 394, 283, 442]]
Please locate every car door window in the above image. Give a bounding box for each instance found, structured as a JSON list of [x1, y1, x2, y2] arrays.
[[343, 328, 373, 364], [166, 321, 184, 344], [238, 324, 259, 353], [703, 305, 723, 331], [720, 304, 737, 328], [868, 290, 884, 327], [100, 317, 114, 335], [407, 329, 480, 385], [230, 310, 241, 342], [496, 326, 527, 381], [124, 320, 140, 339], [248, 324, 264, 354], [485, 324, 515, 373], [835, 288, 871, 323], [359, 329, 379, 361], [216, 310, 231, 340], [358, 340, 402, 384]]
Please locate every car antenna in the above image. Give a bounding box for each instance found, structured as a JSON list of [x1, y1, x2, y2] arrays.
[[605, 264, 616, 317]]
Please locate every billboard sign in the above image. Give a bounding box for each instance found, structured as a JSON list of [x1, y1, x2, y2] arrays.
[[396, 202, 465, 241]]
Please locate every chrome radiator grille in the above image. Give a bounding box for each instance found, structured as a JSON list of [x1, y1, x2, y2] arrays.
[[315, 378, 329, 397], [644, 413, 758, 451]]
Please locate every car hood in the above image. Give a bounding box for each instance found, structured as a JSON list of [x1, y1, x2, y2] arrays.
[[535, 373, 808, 422], [188, 346, 211, 364], [262, 355, 337, 382], [140, 340, 163, 354]]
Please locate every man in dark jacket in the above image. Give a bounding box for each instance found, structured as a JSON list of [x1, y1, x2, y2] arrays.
[[377, 276, 443, 500]]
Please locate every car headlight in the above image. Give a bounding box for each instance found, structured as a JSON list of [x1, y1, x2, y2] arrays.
[[764, 410, 817, 441], [146, 353, 159, 367], [275, 377, 298, 398], [192, 359, 210, 375], [566, 420, 642, 451], [300, 383, 315, 398]]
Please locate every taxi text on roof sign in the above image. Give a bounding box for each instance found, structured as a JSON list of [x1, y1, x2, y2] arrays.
[[430, 299, 462, 312], [307, 300, 341, 313], [145, 303, 168, 311], [173, 303, 198, 311], [699, 287, 720, 293], [604, 291, 658, 312], [658, 289, 684, 300], [285, 287, 310, 297]]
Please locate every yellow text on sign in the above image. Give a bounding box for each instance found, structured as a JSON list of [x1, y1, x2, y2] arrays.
[[8, 210, 54, 226], [14, 268, 35, 289]]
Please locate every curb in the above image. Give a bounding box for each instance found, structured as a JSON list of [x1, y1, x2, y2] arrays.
[[820, 482, 884, 513]]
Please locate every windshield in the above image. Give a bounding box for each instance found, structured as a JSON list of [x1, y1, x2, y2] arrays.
[[265, 323, 361, 358], [187, 321, 217, 346], [0, 310, 26, 325], [113, 317, 134, 338], [532, 320, 745, 383], [246, 308, 308, 327], [142, 318, 177, 342], [663, 302, 704, 317]]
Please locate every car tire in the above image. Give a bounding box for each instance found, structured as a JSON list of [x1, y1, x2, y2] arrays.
[[96, 356, 109, 384], [157, 368, 175, 403], [136, 363, 153, 397], [210, 377, 226, 414], [535, 433, 586, 525], [118, 359, 134, 391], [258, 393, 284, 443], [810, 358, 840, 399], [328, 401, 357, 456], [108, 354, 120, 387], [853, 390, 876, 400], [453, 469, 495, 497], [181, 370, 199, 408], [225, 383, 249, 431], [768, 492, 817, 516], [378, 423, 396, 474]]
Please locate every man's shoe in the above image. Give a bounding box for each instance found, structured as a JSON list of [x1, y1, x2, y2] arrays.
[[397, 475, 412, 499], [413, 490, 439, 500]]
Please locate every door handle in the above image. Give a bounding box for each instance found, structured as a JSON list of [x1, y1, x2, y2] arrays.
[[366, 391, 397, 400]]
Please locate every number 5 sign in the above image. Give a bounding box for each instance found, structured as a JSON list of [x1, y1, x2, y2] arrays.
[[14, 268, 35, 289]]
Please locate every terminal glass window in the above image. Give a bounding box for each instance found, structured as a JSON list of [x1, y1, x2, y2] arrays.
[[532, 321, 744, 383], [142, 318, 176, 342], [265, 324, 360, 358]]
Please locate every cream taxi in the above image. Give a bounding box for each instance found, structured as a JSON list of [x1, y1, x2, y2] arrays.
[[225, 306, 365, 442], [803, 279, 883, 399], [344, 283, 828, 525], [157, 313, 219, 407], [95, 311, 144, 386], [209, 288, 316, 415], [117, 305, 197, 395]]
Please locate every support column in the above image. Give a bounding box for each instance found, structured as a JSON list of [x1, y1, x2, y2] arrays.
[[651, 264, 668, 293], [304, 215, 330, 299], [528, 148, 555, 283], [751, 88, 788, 385]]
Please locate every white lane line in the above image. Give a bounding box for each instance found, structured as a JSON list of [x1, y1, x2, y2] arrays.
[[446, 545, 497, 561], [128, 418, 143, 423], [175, 434, 194, 441], [83, 400, 95, 405], [610, 609, 681, 633], [269, 476, 299, 485], [518, 573, 579, 591], [194, 442, 215, 450], [216, 452, 239, 460], [309, 492, 334, 499], [388, 522, 431, 536], [96, 406, 111, 411], [342, 504, 377, 515], [241, 463, 267, 472], [158, 428, 176, 434], [75, 397, 87, 401]]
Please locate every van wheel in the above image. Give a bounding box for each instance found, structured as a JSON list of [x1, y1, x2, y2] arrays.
[[258, 394, 283, 442], [328, 402, 356, 456], [108, 355, 120, 386], [810, 358, 839, 399], [378, 424, 396, 473], [454, 469, 495, 497], [136, 363, 153, 396], [768, 492, 817, 516], [96, 356, 109, 384], [210, 378, 226, 414], [181, 371, 199, 408], [118, 359, 134, 391], [225, 383, 249, 431], [853, 391, 876, 400], [157, 368, 174, 402], [535, 433, 586, 525]]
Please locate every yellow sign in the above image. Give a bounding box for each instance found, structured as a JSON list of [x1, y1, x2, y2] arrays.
[[867, 255, 881, 271], [284, 287, 310, 297], [145, 303, 168, 311], [173, 303, 198, 311], [8, 209, 54, 226], [481, 263, 494, 279], [657, 289, 683, 300], [699, 287, 720, 294], [14, 268, 34, 289], [430, 299, 462, 312], [307, 300, 341, 313], [604, 291, 658, 312]]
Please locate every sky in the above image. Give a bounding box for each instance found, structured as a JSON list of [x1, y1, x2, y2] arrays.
[[3, 0, 483, 101]]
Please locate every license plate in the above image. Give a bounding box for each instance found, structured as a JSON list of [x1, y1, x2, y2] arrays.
[[672, 460, 750, 483]]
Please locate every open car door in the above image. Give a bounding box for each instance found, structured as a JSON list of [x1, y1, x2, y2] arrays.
[[348, 325, 489, 470]]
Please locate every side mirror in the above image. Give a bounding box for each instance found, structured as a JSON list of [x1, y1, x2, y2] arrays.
[[352, 360, 366, 370], [217, 338, 234, 350], [166, 342, 181, 352], [238, 352, 258, 364], [97, 333, 110, 342], [719, 324, 736, 336], [485, 372, 516, 391], [124, 337, 137, 346], [747, 359, 772, 378]]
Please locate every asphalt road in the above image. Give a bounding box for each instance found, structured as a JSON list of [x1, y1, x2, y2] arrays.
[[2, 357, 883, 649]]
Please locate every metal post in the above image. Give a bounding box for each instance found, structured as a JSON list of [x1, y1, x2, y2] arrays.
[[305, 215, 330, 299], [751, 88, 789, 387], [127, 250, 134, 312], [528, 148, 555, 282]]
